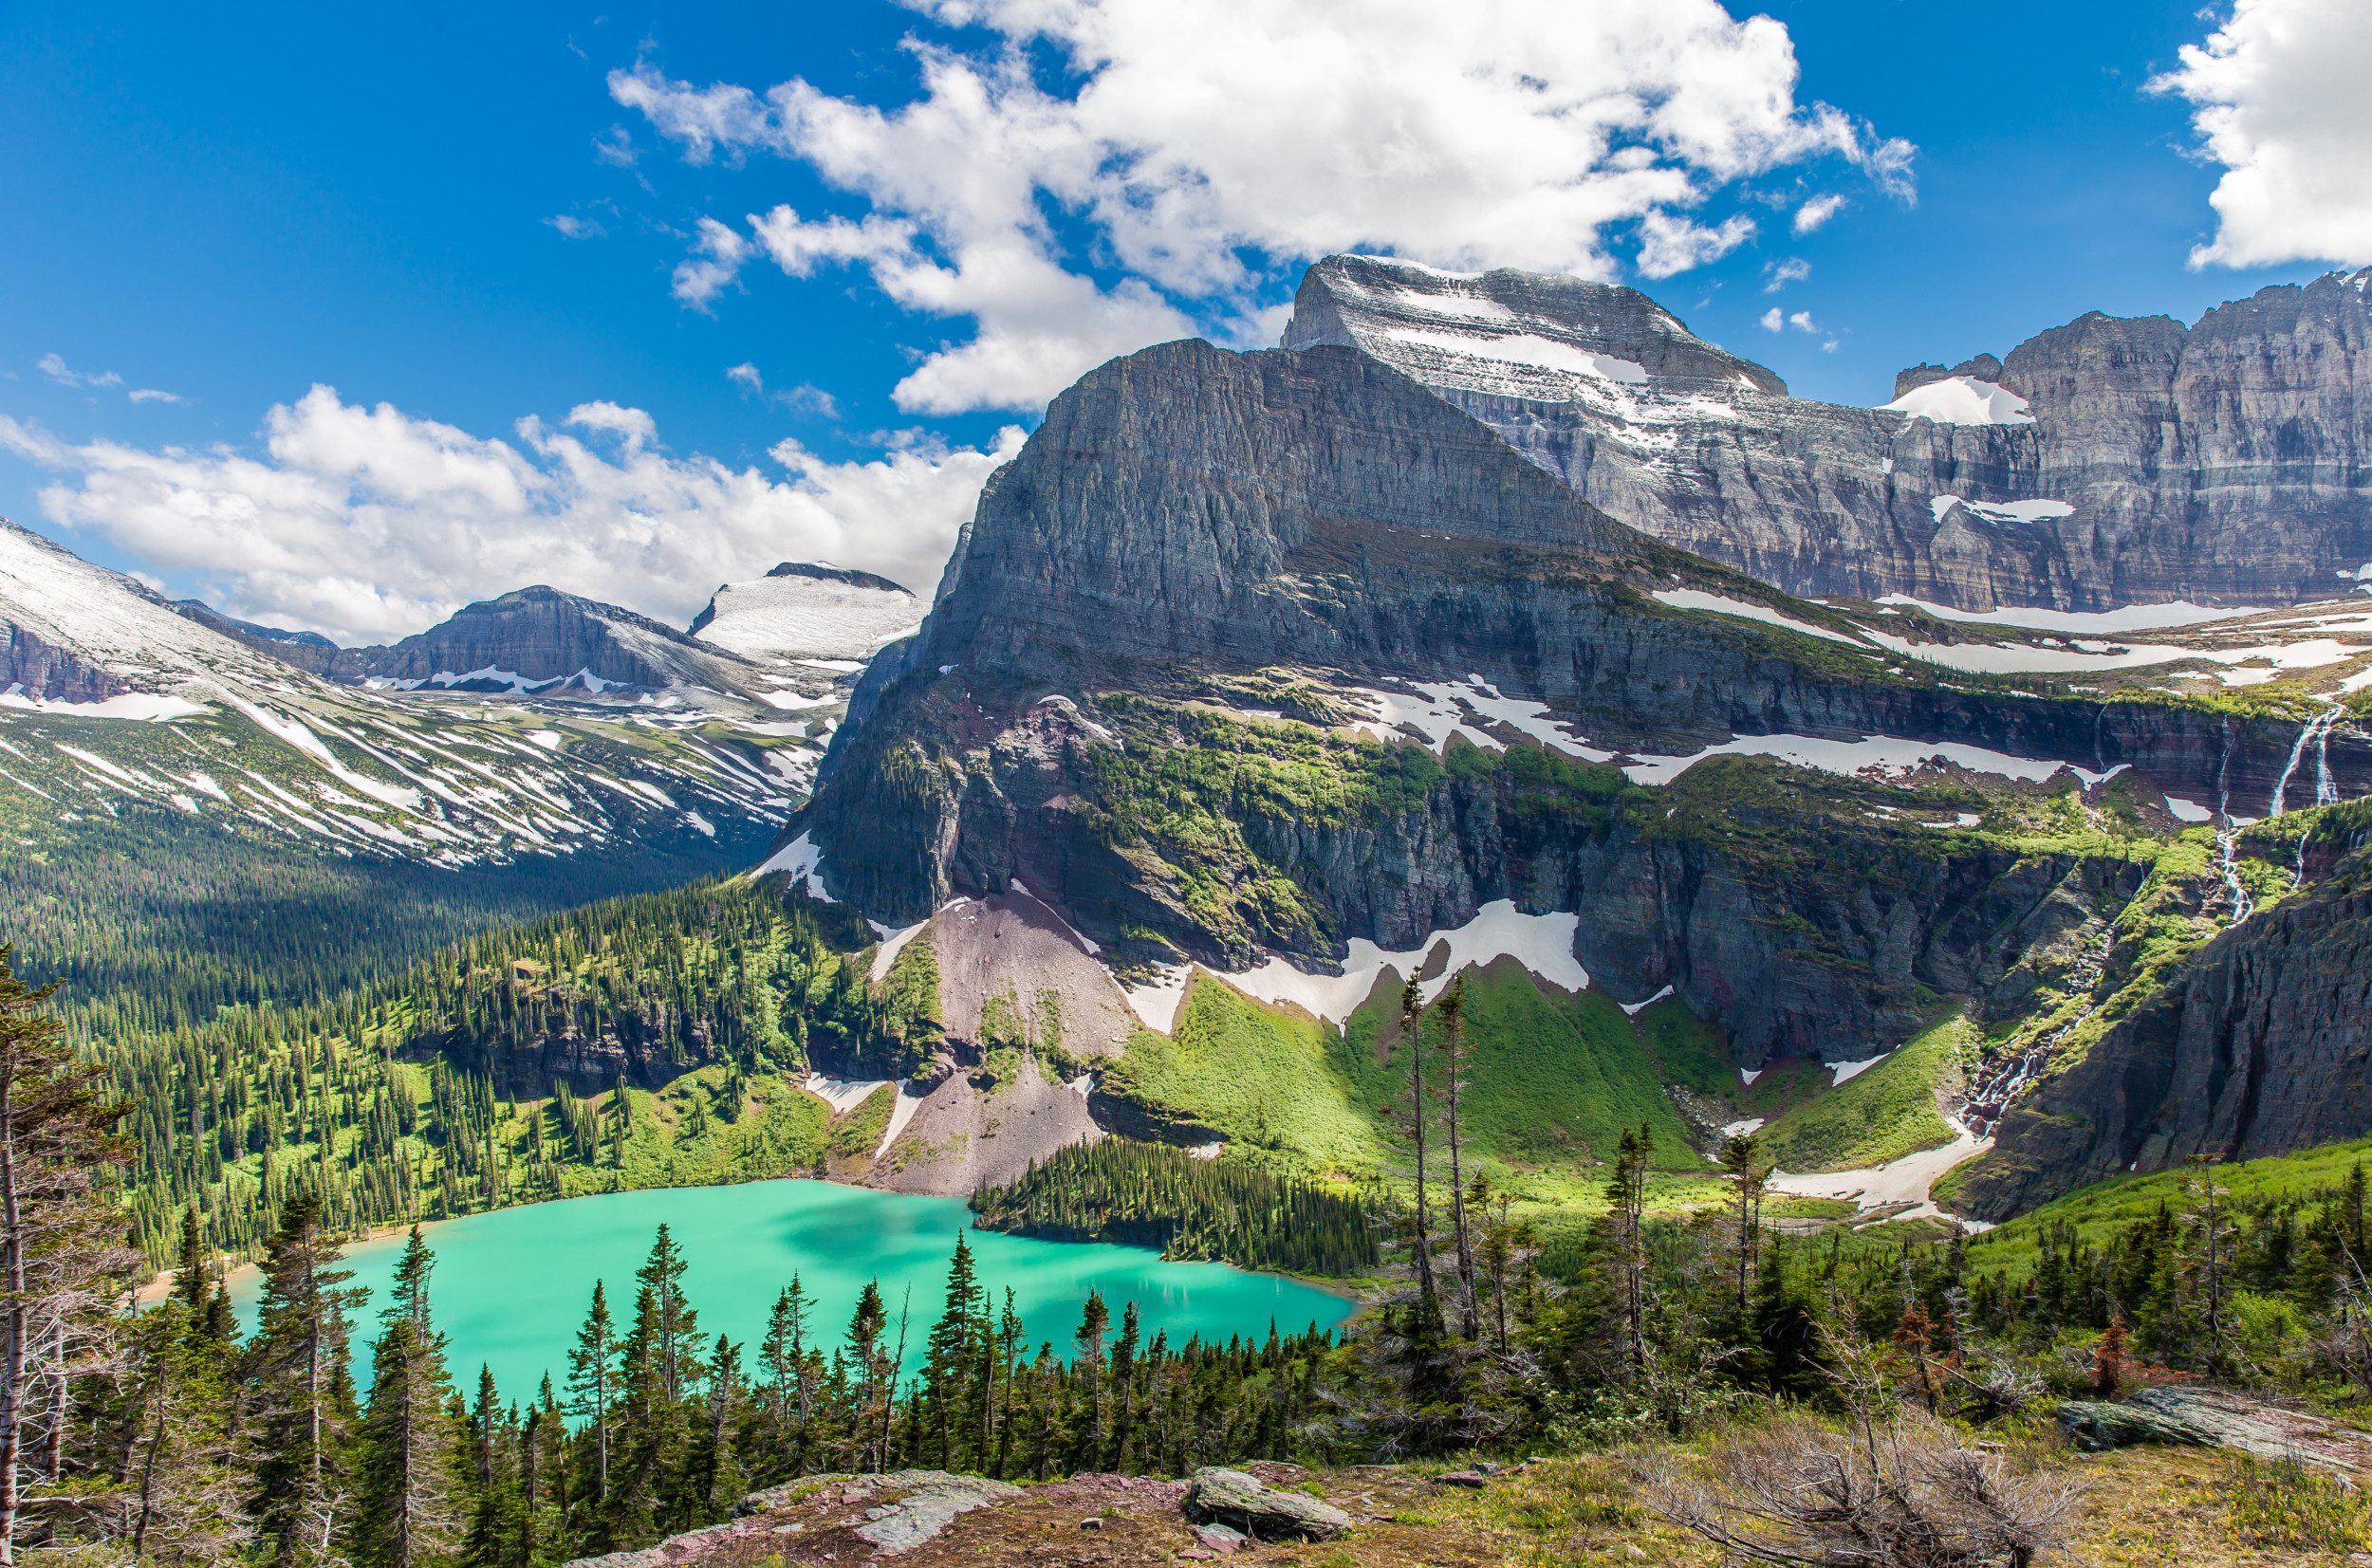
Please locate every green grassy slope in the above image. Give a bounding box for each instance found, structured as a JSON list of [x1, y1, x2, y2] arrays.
[[1754, 1009, 1969, 1172]]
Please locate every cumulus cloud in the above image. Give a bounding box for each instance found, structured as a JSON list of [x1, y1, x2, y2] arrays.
[[546, 213, 607, 239], [2154, 0, 2372, 268], [1788, 309, 1817, 332], [1792, 194, 1845, 234], [1763, 256, 1810, 291], [672, 216, 754, 309], [1759, 306, 1784, 331], [613, 0, 1913, 412], [0, 388, 1020, 645]]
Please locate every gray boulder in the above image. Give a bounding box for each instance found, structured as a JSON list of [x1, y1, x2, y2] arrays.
[[2055, 1385, 2372, 1469], [1184, 1467, 1352, 1541]]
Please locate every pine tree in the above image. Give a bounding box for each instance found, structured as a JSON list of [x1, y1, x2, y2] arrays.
[[844, 1282, 890, 1473], [244, 1193, 363, 1567], [1106, 1301, 1140, 1471], [565, 1282, 618, 1503], [1719, 1131, 1770, 1322], [758, 1277, 819, 1478], [0, 945, 136, 1564], [686, 1335, 746, 1522], [119, 1301, 251, 1566], [921, 1236, 980, 1469], [353, 1227, 461, 1568], [1072, 1290, 1110, 1470], [1435, 977, 1478, 1341]]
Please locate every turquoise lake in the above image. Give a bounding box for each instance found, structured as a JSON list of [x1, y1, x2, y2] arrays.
[[231, 1180, 1354, 1400]]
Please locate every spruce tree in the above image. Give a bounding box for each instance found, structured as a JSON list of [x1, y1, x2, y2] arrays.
[[921, 1236, 980, 1469], [565, 1282, 617, 1503], [0, 945, 136, 1564], [1071, 1291, 1109, 1470], [120, 1300, 251, 1566], [353, 1227, 461, 1568], [244, 1193, 362, 1567]]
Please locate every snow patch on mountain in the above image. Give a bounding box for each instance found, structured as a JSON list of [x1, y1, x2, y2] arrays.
[[0, 689, 207, 721], [1129, 900, 1587, 1032], [1623, 734, 2117, 789], [1874, 596, 2276, 634], [1651, 588, 1867, 646], [1382, 327, 1647, 384], [690, 563, 921, 662], [1884, 377, 2034, 426]]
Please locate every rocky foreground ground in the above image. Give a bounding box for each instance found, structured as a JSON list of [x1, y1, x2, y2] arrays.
[[563, 1396, 2372, 1568]]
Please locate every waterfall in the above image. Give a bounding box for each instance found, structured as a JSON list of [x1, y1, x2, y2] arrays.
[[2268, 703, 2343, 818], [2214, 721, 2252, 925]]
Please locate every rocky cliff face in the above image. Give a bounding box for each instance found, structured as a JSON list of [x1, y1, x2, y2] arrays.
[[1287, 254, 2372, 612], [1956, 804, 2372, 1218], [793, 335, 2366, 1070]]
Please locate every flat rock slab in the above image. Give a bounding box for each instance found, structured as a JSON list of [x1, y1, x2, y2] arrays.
[[848, 1471, 1027, 1553], [2056, 1386, 2372, 1470], [1184, 1466, 1352, 1541]]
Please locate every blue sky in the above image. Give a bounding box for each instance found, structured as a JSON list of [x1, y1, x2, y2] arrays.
[[3, 0, 2363, 642]]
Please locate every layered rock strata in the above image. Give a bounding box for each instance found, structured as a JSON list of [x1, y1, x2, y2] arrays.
[[1288, 254, 2372, 611]]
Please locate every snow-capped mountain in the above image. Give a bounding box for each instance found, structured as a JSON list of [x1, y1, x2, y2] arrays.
[[1287, 253, 2372, 613], [0, 518, 825, 871], [688, 562, 923, 663]]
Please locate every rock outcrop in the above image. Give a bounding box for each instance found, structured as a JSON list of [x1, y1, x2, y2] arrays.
[[1288, 253, 2372, 611], [1183, 1467, 1352, 1541], [2056, 1386, 2372, 1469]]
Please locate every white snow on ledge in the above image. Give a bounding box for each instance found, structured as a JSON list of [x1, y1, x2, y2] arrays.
[[1623, 732, 2112, 789], [1123, 900, 1587, 1033], [1652, 589, 1867, 647], [1383, 326, 1648, 383], [1345, 679, 1611, 761], [753, 830, 835, 902], [1873, 596, 2278, 635], [1883, 377, 2033, 426], [1619, 984, 1676, 1017], [1829, 1052, 1890, 1086], [1929, 494, 2074, 526]]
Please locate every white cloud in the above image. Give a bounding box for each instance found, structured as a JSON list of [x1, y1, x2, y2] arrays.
[[614, 0, 1913, 412], [1792, 194, 1845, 233], [128, 388, 183, 405], [2153, 0, 2372, 268], [1763, 256, 1810, 291], [1759, 306, 1784, 331], [726, 360, 842, 417], [1788, 309, 1817, 332], [38, 354, 122, 391], [1635, 212, 1757, 279], [0, 388, 1020, 645], [546, 213, 607, 239]]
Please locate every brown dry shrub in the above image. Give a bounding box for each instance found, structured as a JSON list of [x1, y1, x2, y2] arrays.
[[1633, 1408, 2085, 1566]]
